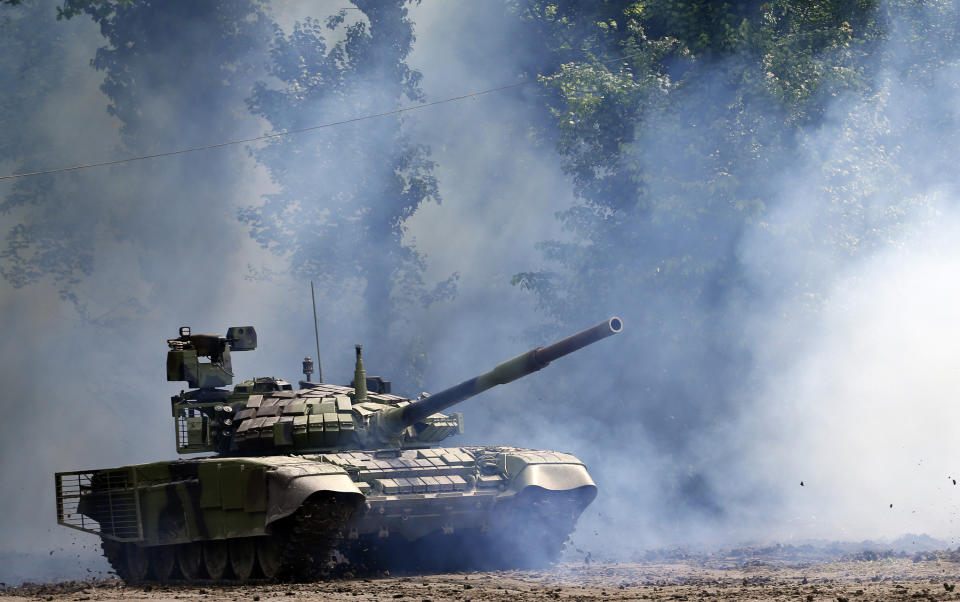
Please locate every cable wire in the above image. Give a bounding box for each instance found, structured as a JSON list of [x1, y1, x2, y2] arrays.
[[0, 52, 640, 182]]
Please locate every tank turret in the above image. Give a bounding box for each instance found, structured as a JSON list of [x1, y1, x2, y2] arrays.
[[167, 318, 621, 455]]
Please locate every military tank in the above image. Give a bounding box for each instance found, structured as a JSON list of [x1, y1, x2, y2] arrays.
[[55, 317, 622, 583]]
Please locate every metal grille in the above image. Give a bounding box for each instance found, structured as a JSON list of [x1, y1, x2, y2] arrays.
[[176, 408, 193, 450], [174, 404, 215, 453], [55, 469, 143, 541]]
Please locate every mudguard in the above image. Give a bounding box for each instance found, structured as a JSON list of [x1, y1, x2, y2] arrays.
[[499, 451, 598, 502], [264, 459, 364, 525]]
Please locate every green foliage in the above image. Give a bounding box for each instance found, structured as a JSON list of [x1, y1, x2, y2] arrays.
[[506, 0, 960, 490], [0, 2, 94, 299], [507, 1, 960, 516], [54, 0, 133, 21], [0, 0, 134, 20], [0, 0, 275, 314], [511, 0, 899, 329]]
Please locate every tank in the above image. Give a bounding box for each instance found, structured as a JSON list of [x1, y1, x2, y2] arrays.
[[55, 317, 622, 583]]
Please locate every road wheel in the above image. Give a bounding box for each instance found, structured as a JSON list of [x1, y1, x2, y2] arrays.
[[176, 542, 203, 581], [125, 544, 150, 583], [257, 536, 284, 580], [229, 538, 256, 582], [149, 546, 176, 581], [100, 539, 126, 580], [282, 493, 360, 581], [487, 489, 582, 569], [203, 540, 229, 580]]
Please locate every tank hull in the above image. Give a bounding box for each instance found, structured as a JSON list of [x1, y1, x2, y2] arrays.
[[56, 446, 596, 582]]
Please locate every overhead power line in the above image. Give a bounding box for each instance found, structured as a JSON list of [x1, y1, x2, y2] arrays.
[[0, 82, 528, 182], [0, 52, 640, 182]]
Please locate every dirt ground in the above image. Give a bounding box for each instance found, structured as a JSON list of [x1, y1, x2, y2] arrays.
[[4, 551, 960, 602]]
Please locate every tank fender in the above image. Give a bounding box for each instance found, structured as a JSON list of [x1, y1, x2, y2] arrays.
[[265, 461, 364, 525], [499, 451, 598, 501]]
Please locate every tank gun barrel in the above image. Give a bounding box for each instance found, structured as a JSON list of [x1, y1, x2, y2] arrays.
[[378, 317, 622, 434]]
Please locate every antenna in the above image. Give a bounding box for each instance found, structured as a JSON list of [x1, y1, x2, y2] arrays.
[[311, 281, 323, 383]]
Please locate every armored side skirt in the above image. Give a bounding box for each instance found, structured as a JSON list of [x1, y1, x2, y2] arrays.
[[55, 446, 597, 547]]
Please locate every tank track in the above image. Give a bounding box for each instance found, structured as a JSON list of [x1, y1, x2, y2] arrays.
[[100, 490, 579, 582], [340, 488, 580, 574], [100, 493, 357, 584], [278, 494, 356, 580]]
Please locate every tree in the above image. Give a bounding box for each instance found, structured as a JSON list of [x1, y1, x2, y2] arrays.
[[508, 0, 903, 524], [1, 0, 276, 317], [244, 0, 454, 388], [0, 0, 97, 301]]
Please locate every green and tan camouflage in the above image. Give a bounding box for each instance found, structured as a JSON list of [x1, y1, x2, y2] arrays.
[[55, 317, 622, 583]]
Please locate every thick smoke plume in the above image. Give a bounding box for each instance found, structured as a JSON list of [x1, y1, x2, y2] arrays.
[[2, 0, 960, 584]]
